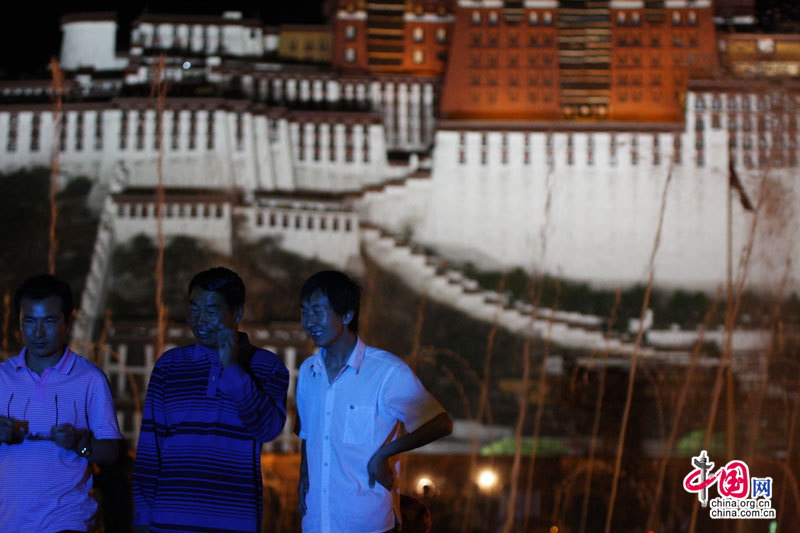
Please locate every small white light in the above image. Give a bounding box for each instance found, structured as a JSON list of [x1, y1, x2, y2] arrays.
[[182, 62, 191, 70], [477, 469, 498, 491], [415, 476, 434, 495]]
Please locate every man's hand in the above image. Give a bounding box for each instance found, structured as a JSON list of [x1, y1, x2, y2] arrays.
[[367, 450, 395, 491], [51, 423, 82, 451], [0, 416, 24, 445], [216, 326, 239, 368]]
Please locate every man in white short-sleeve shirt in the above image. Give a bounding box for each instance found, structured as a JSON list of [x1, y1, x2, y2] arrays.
[[0, 274, 121, 533], [296, 270, 452, 533]]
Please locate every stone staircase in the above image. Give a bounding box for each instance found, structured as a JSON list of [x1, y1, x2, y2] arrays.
[[360, 224, 770, 359], [360, 224, 654, 355]]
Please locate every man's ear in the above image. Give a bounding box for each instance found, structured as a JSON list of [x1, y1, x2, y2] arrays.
[[234, 305, 244, 324], [342, 310, 354, 326]]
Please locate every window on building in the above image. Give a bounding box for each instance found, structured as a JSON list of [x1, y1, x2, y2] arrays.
[[543, 11, 553, 25], [413, 27, 424, 43], [236, 112, 244, 151], [120, 110, 128, 150], [345, 47, 356, 62], [171, 110, 180, 150], [189, 110, 196, 150], [529, 11, 538, 25], [688, 11, 697, 25], [345, 25, 356, 41], [617, 12, 626, 25], [207, 110, 215, 149], [413, 49, 424, 64], [7, 113, 18, 152], [94, 113, 103, 150], [489, 11, 498, 25], [136, 110, 145, 151], [436, 27, 446, 43], [672, 12, 681, 25], [471, 11, 481, 25], [31, 113, 41, 152], [632, 12, 641, 25]]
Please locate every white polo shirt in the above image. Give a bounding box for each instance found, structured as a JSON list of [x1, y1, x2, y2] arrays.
[[297, 337, 445, 533]]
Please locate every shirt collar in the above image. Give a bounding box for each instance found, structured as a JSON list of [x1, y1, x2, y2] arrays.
[[14, 346, 75, 374], [316, 336, 366, 374]]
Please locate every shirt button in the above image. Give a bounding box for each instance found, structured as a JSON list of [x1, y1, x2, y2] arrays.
[[324, 462, 328, 466], [212, 376, 216, 381], [326, 411, 330, 416], [324, 435, 329, 440]]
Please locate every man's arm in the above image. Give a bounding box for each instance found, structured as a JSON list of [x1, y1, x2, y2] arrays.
[[218, 350, 290, 442], [368, 412, 452, 489], [51, 425, 119, 465], [132, 362, 167, 528], [298, 439, 309, 516]]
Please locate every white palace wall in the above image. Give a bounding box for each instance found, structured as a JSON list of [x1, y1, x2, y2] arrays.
[[358, 90, 800, 290], [0, 103, 390, 194]]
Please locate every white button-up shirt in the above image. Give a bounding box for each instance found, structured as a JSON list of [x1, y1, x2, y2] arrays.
[[297, 337, 445, 533]]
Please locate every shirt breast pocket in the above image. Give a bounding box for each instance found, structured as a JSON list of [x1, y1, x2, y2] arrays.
[[342, 404, 374, 446]]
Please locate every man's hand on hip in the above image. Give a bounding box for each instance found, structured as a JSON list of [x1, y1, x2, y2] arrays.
[[368, 450, 395, 491]]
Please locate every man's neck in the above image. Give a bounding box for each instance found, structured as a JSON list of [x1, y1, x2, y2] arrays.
[[25, 346, 65, 376], [324, 333, 357, 382]]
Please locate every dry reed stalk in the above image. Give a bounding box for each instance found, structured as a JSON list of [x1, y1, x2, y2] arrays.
[[604, 161, 674, 533], [688, 163, 769, 533], [151, 54, 169, 359], [501, 335, 532, 533], [48, 58, 64, 275], [521, 279, 561, 532], [462, 294, 502, 533], [578, 290, 622, 533], [645, 289, 721, 532]]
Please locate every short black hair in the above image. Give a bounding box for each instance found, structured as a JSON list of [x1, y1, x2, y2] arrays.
[[300, 270, 361, 333], [14, 274, 74, 320], [188, 267, 245, 311]]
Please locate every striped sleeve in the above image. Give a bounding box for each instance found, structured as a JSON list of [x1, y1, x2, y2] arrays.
[[218, 350, 289, 443], [132, 357, 167, 527]]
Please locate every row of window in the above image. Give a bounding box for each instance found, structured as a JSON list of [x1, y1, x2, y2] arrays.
[[255, 212, 354, 232], [469, 32, 555, 48], [295, 124, 370, 164], [343, 25, 447, 44], [468, 90, 555, 104], [469, 10, 698, 27], [695, 94, 800, 113], [457, 133, 693, 166], [344, 48, 427, 64], [472, 10, 554, 26], [615, 11, 698, 26], [469, 73, 555, 87], [119, 202, 226, 219], [469, 54, 556, 69]]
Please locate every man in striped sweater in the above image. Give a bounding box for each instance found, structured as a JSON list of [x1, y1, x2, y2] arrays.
[[133, 267, 289, 533]]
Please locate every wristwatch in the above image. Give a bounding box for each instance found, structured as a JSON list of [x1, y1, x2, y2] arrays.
[[77, 433, 92, 459]]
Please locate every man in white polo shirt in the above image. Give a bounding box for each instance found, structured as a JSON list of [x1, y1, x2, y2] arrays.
[[0, 274, 121, 533], [296, 270, 452, 533]]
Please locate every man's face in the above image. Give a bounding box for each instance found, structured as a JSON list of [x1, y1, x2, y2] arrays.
[[19, 295, 68, 362], [188, 287, 241, 351], [301, 289, 349, 348]]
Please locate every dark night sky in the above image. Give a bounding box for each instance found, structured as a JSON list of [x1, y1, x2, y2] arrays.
[[2, 0, 798, 78]]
